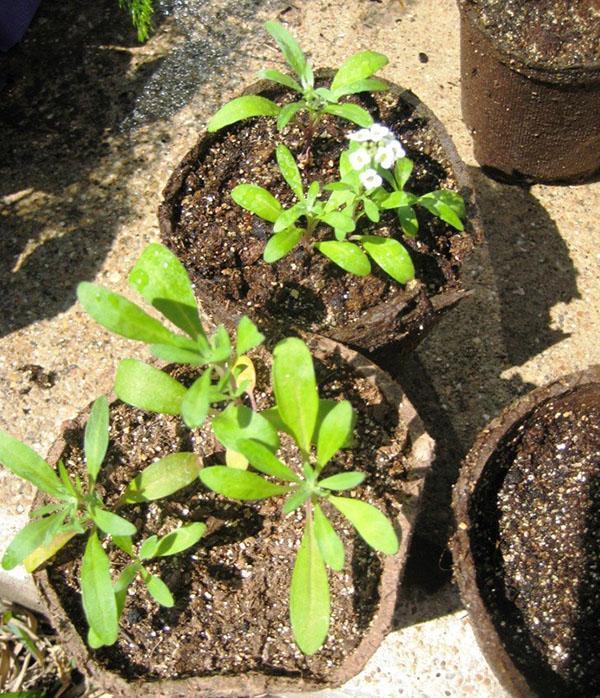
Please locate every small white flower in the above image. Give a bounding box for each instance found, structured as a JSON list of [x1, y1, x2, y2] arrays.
[[348, 147, 372, 171], [359, 168, 383, 190], [348, 128, 372, 142], [374, 145, 396, 170], [386, 138, 406, 159], [369, 123, 391, 141]]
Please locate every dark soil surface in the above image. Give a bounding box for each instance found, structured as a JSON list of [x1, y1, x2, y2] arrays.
[[464, 0, 600, 69], [44, 348, 413, 683], [469, 384, 600, 696], [161, 83, 473, 340]]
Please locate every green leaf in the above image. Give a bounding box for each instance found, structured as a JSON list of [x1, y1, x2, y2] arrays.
[[237, 439, 299, 482], [329, 496, 399, 554], [394, 157, 413, 190], [381, 191, 418, 209], [212, 404, 280, 454], [396, 205, 419, 237], [121, 452, 202, 504], [362, 197, 380, 222], [306, 181, 320, 208], [84, 396, 109, 482], [153, 522, 207, 558], [332, 78, 389, 98], [114, 562, 139, 618], [23, 529, 78, 573], [319, 471, 366, 490], [418, 190, 465, 230], [313, 503, 344, 571], [283, 484, 312, 514], [149, 343, 207, 365], [89, 508, 137, 537], [0, 431, 65, 499], [112, 535, 134, 556], [235, 316, 265, 356], [261, 406, 293, 437], [323, 103, 373, 127], [128, 243, 205, 342], [358, 235, 415, 284], [207, 95, 280, 132], [115, 359, 186, 415], [321, 211, 355, 240], [257, 68, 302, 92], [277, 101, 304, 131], [77, 282, 175, 346], [272, 337, 319, 454], [139, 535, 159, 560], [199, 466, 289, 500], [263, 226, 304, 263], [142, 572, 174, 607], [231, 183, 282, 223], [80, 531, 118, 647], [264, 21, 308, 83], [206, 324, 232, 363], [315, 399, 355, 448], [2, 513, 64, 571], [276, 143, 304, 199], [290, 515, 330, 655], [316, 400, 354, 467], [315, 240, 371, 276], [273, 204, 305, 234], [181, 369, 213, 429], [57, 461, 77, 499], [331, 50, 389, 91]]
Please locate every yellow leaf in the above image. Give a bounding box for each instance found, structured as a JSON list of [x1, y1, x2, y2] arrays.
[[232, 355, 256, 394], [24, 531, 77, 572], [225, 449, 249, 470]]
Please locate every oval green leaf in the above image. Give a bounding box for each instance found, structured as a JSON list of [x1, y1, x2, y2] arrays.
[[90, 508, 137, 537], [115, 359, 186, 415], [359, 235, 415, 284], [212, 404, 279, 453], [276, 143, 303, 199], [319, 471, 366, 491], [237, 439, 299, 482], [315, 240, 371, 276], [0, 430, 64, 499], [154, 522, 207, 558], [181, 369, 213, 429], [143, 572, 174, 607], [313, 503, 345, 571], [199, 466, 289, 500], [121, 452, 202, 504], [316, 400, 355, 468], [207, 95, 280, 132], [2, 513, 64, 571], [258, 68, 302, 92], [290, 516, 330, 655], [231, 183, 282, 223], [264, 226, 303, 263], [329, 495, 399, 555], [84, 396, 109, 482], [235, 316, 265, 356], [323, 103, 373, 127], [331, 50, 389, 91]]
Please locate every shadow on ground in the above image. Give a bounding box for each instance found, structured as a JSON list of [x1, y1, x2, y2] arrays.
[[0, 0, 287, 338], [380, 168, 580, 629]]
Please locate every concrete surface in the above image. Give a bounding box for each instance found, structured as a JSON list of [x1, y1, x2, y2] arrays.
[[0, 0, 598, 695]]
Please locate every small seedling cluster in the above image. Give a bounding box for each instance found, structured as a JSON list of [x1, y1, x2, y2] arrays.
[[1, 19, 465, 660]]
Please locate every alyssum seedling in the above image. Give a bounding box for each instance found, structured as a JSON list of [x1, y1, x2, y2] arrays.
[[0, 397, 205, 647], [199, 337, 399, 655], [231, 124, 466, 283], [207, 20, 389, 155]]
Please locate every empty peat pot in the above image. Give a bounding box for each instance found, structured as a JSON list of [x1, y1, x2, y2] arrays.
[[33, 336, 434, 697], [452, 366, 600, 697], [159, 73, 482, 354], [459, 0, 600, 183]]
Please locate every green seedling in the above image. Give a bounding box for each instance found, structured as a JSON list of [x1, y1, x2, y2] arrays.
[[231, 142, 416, 282], [207, 21, 389, 148], [77, 243, 265, 431], [0, 397, 205, 647], [199, 337, 399, 655]]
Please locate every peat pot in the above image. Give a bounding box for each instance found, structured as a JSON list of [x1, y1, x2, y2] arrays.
[[34, 336, 434, 697], [459, 0, 600, 183], [452, 366, 600, 697], [159, 74, 482, 354]]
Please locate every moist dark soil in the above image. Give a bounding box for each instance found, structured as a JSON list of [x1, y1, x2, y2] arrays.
[[42, 348, 413, 683], [463, 0, 600, 69], [469, 384, 600, 697], [160, 81, 473, 343]]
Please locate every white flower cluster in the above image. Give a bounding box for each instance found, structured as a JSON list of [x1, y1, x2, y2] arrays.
[[347, 124, 405, 190]]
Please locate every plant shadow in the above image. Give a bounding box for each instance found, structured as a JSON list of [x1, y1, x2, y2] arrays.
[[372, 168, 580, 630]]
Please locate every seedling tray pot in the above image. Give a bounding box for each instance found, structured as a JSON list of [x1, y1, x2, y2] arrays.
[[33, 335, 434, 696], [158, 74, 482, 354], [458, 0, 600, 184], [452, 366, 600, 697]]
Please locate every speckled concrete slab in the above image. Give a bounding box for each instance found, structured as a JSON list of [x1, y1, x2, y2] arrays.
[[0, 0, 598, 694]]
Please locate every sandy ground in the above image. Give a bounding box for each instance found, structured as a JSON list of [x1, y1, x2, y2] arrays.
[[0, 0, 598, 695]]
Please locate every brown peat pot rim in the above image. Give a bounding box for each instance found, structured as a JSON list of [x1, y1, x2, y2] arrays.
[[451, 365, 600, 698], [158, 72, 483, 354], [33, 335, 435, 697], [458, 0, 600, 85]]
